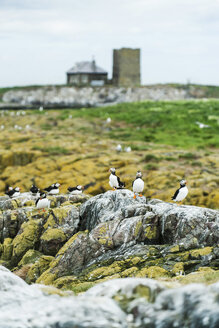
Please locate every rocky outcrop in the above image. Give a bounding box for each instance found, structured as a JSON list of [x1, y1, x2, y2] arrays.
[[36, 190, 218, 288], [1, 266, 219, 328], [0, 190, 218, 291], [0, 193, 88, 269], [2, 86, 192, 108]]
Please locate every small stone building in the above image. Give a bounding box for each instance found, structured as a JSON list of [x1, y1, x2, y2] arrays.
[[66, 60, 108, 86], [112, 48, 141, 87]]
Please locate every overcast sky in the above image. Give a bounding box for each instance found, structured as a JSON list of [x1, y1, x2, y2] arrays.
[[0, 0, 219, 87]]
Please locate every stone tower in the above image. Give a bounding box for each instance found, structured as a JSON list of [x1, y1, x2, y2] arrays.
[[112, 48, 141, 86]]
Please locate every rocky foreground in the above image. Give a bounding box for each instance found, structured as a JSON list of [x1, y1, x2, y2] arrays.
[[0, 190, 219, 327]]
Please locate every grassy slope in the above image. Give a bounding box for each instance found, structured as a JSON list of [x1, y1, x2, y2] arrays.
[[56, 100, 219, 149]]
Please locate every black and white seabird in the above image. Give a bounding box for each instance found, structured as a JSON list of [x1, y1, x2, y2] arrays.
[[132, 171, 144, 199], [44, 183, 60, 195], [172, 179, 188, 204], [109, 168, 125, 190], [30, 184, 40, 196], [5, 187, 20, 198], [35, 192, 50, 210], [68, 185, 84, 195]]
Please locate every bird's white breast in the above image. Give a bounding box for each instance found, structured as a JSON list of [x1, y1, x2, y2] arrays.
[[175, 186, 188, 201], [37, 198, 50, 209], [12, 192, 20, 198], [133, 179, 144, 193], [70, 190, 82, 195], [48, 188, 59, 195], [109, 174, 119, 188]]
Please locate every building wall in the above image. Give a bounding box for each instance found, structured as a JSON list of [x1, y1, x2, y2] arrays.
[[67, 73, 107, 86], [113, 48, 141, 87]]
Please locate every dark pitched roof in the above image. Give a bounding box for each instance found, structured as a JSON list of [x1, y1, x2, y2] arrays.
[[67, 60, 107, 75]]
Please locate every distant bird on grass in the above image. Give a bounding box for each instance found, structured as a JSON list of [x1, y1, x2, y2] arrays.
[[124, 146, 132, 153], [68, 185, 84, 195], [195, 121, 210, 129], [44, 183, 60, 195], [172, 180, 188, 205], [5, 187, 20, 198], [116, 144, 122, 152], [109, 168, 125, 190], [106, 117, 111, 124], [35, 192, 50, 212], [132, 171, 144, 199]]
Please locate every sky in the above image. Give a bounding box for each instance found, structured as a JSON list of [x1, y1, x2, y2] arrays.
[[0, 0, 219, 87]]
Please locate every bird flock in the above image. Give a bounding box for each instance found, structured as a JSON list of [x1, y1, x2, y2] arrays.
[[4, 168, 189, 211]]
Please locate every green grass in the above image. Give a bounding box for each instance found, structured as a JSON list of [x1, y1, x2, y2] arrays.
[[63, 99, 219, 149]]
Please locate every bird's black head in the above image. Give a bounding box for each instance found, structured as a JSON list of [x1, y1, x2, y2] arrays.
[[40, 192, 46, 199], [109, 167, 116, 174], [136, 171, 142, 178], [180, 179, 187, 186]]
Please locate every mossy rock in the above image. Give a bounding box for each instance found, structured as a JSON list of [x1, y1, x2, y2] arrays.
[[176, 268, 219, 285], [26, 255, 54, 283], [11, 219, 42, 265], [137, 266, 170, 279], [40, 228, 67, 256], [172, 262, 185, 275], [1, 238, 13, 261], [18, 249, 42, 267], [86, 263, 122, 281]]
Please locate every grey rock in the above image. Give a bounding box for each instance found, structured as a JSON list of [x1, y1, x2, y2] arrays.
[[2, 86, 192, 109], [127, 282, 219, 328], [79, 189, 147, 231], [0, 266, 127, 328]]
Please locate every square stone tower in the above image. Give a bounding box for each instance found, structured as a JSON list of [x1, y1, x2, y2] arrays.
[[112, 48, 141, 86]]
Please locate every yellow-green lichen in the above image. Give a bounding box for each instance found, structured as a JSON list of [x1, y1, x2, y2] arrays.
[[120, 267, 138, 278], [18, 249, 42, 267], [172, 262, 184, 275], [26, 255, 54, 283], [41, 228, 66, 242], [145, 225, 157, 240], [12, 220, 41, 264], [134, 220, 142, 237], [87, 263, 121, 281], [1, 238, 13, 261]]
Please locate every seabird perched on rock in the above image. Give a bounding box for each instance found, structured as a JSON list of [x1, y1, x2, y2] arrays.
[[5, 187, 20, 198], [109, 168, 125, 190], [68, 185, 84, 195], [172, 179, 188, 204], [44, 183, 60, 195], [132, 171, 144, 199], [30, 184, 40, 196], [35, 192, 50, 211]]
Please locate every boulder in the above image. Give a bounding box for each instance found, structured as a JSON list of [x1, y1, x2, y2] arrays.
[[0, 266, 127, 328]]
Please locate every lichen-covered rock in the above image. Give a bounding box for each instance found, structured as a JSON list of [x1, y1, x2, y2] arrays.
[[80, 190, 219, 246], [18, 249, 42, 267], [1, 238, 13, 261], [11, 219, 42, 265], [40, 228, 67, 256], [26, 255, 54, 283]]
